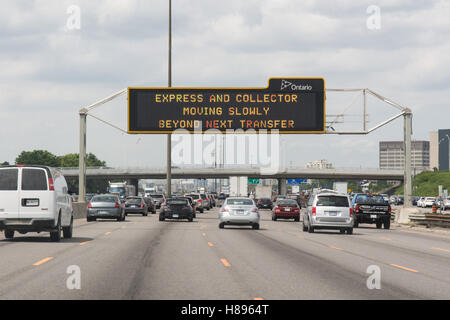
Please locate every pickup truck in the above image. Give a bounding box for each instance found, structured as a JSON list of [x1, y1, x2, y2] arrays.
[[351, 193, 391, 229]]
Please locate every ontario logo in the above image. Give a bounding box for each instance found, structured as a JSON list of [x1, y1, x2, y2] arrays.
[[280, 79, 313, 91]]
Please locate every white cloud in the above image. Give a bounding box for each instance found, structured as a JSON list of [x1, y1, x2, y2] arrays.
[[0, 0, 448, 169]]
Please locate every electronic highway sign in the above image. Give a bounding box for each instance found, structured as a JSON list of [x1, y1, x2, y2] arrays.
[[128, 77, 325, 134]]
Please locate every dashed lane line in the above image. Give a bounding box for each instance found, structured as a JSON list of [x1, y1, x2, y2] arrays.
[[390, 264, 419, 273], [33, 257, 53, 266]]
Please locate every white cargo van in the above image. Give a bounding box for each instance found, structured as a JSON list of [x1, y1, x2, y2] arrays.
[[0, 165, 73, 241]]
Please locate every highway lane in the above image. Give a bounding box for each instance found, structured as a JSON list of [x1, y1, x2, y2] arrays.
[[0, 208, 449, 299]]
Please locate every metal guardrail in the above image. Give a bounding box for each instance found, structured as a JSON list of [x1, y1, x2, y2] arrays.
[[409, 214, 450, 228]]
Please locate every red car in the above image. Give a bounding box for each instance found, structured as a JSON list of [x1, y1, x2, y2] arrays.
[[272, 199, 300, 221]]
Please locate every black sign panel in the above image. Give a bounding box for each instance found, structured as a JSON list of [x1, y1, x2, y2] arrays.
[[128, 77, 325, 133]]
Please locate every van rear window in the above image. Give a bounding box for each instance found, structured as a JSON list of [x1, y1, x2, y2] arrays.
[[0, 169, 18, 190], [22, 169, 47, 191], [317, 196, 349, 207]]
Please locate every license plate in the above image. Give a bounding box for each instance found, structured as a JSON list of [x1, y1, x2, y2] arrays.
[[131, 205, 136, 208], [99, 211, 109, 215], [328, 211, 337, 216], [370, 214, 377, 218], [285, 208, 291, 211], [236, 210, 244, 214], [25, 199, 39, 206], [173, 214, 179, 218]]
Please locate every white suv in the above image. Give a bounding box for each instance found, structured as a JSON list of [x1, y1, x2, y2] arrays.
[[0, 165, 73, 241]]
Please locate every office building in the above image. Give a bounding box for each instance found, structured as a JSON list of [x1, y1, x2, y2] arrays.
[[430, 129, 450, 171], [379, 141, 429, 170]]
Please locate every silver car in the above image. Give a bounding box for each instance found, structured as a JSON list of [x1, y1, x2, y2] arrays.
[[87, 194, 125, 222], [303, 191, 354, 234], [219, 197, 260, 229], [150, 193, 166, 209]]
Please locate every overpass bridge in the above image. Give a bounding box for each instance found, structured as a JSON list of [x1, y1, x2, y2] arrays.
[[60, 166, 404, 181]]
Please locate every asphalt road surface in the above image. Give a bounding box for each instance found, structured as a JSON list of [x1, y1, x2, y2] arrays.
[[0, 207, 449, 300]]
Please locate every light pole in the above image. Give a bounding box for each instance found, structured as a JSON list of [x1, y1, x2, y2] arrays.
[[166, 0, 172, 197], [403, 112, 412, 207]]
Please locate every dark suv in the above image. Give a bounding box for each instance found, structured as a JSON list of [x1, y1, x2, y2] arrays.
[[256, 198, 273, 209]]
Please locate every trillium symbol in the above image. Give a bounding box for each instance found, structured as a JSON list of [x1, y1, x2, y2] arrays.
[[280, 80, 292, 90]]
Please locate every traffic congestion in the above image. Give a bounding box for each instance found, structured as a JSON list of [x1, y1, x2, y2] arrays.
[[2, 164, 446, 244]]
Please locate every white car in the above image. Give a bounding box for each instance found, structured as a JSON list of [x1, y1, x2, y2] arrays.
[[442, 197, 450, 211], [417, 197, 425, 207], [423, 197, 436, 208], [0, 165, 73, 241], [219, 197, 260, 229]]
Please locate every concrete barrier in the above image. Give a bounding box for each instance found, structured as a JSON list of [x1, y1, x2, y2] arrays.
[[395, 207, 421, 224], [73, 202, 87, 219]]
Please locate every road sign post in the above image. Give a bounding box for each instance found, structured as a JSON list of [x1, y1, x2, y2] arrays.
[[404, 112, 412, 208], [166, 0, 172, 197], [78, 112, 87, 203]]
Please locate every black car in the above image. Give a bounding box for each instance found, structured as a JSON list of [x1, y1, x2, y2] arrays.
[[396, 196, 404, 205], [182, 196, 197, 218], [144, 197, 157, 214], [256, 198, 273, 209], [159, 198, 194, 222], [217, 193, 227, 200], [124, 197, 148, 216], [208, 194, 216, 207]]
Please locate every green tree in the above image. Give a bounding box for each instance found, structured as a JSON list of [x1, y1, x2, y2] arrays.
[[59, 153, 108, 194], [1, 161, 9, 166], [59, 153, 78, 167], [15, 150, 60, 167], [59, 153, 106, 168]]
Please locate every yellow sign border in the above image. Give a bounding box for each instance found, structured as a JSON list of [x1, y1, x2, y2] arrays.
[[127, 77, 325, 134]]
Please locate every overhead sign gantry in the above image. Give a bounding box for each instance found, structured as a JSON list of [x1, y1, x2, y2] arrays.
[[127, 77, 325, 133]]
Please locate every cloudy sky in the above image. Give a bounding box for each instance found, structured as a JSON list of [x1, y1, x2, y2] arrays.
[[1, 0, 449, 169]]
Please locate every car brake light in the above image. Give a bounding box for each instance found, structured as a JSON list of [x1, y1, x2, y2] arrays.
[[312, 206, 316, 216], [141, 203, 145, 208], [349, 208, 353, 216], [251, 207, 258, 213], [115, 202, 120, 208], [221, 207, 229, 212], [274, 206, 280, 213], [87, 202, 92, 208], [48, 178, 54, 191], [388, 206, 391, 213], [355, 204, 360, 212]]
